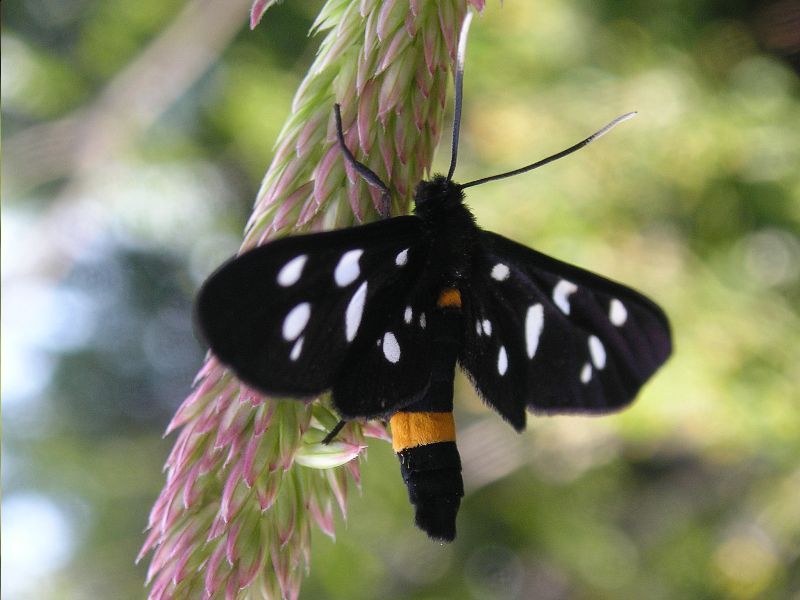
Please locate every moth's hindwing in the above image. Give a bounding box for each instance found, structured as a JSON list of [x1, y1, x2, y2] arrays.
[[195, 216, 432, 404], [459, 231, 672, 429], [332, 273, 437, 419]]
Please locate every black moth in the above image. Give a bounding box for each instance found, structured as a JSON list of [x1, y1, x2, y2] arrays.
[[196, 21, 671, 542]]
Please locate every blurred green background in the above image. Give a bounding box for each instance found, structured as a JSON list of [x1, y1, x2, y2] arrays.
[[2, 1, 799, 599]]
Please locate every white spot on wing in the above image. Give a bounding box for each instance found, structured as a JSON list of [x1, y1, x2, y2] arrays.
[[404, 306, 413, 324], [395, 248, 409, 266], [497, 346, 508, 375], [491, 263, 510, 281], [610, 298, 627, 326], [419, 313, 426, 329], [589, 335, 606, 369], [282, 303, 311, 341], [476, 320, 482, 336], [277, 255, 307, 287], [482, 319, 492, 336], [290, 337, 304, 361], [383, 332, 401, 363], [580, 362, 592, 383], [525, 304, 544, 358], [334, 249, 363, 287], [345, 281, 367, 342], [553, 280, 578, 314]]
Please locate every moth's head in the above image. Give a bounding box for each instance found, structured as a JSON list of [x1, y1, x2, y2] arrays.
[[413, 175, 464, 216]]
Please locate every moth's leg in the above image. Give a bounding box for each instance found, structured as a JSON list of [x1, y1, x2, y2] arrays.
[[333, 104, 392, 219], [377, 193, 391, 220], [321, 419, 347, 445], [390, 287, 464, 541]]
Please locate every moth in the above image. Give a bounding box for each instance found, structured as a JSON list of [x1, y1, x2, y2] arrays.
[[195, 16, 671, 541]]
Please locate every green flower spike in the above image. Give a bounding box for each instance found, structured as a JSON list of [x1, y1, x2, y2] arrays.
[[141, 1, 485, 598]]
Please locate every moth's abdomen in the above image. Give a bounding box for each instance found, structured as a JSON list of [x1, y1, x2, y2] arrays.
[[391, 411, 456, 451], [394, 435, 463, 542], [389, 287, 465, 541]]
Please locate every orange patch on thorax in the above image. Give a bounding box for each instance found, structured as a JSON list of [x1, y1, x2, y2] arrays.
[[437, 288, 462, 308]]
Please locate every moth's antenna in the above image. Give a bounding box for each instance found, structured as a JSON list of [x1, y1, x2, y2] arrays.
[[460, 111, 638, 189], [446, 11, 474, 181], [334, 103, 391, 214]]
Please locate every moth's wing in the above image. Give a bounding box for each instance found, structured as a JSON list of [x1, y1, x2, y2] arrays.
[[459, 231, 672, 430], [331, 278, 438, 419], [195, 216, 434, 415]]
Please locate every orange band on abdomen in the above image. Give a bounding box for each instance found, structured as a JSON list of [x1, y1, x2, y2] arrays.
[[390, 412, 456, 453], [437, 288, 462, 308]]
